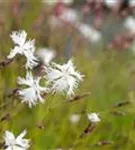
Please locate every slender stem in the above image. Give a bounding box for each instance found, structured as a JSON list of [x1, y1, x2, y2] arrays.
[[0, 58, 13, 70]]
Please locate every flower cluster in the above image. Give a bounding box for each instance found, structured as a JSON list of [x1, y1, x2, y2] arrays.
[[6, 30, 83, 108], [3, 30, 84, 149], [2, 30, 100, 149]]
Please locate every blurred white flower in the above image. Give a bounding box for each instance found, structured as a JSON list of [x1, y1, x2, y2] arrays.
[[104, 0, 117, 8], [77, 23, 101, 43], [59, 9, 78, 24], [18, 71, 47, 108], [49, 16, 63, 29], [124, 17, 135, 33], [42, 0, 73, 5], [69, 114, 80, 124], [42, 0, 56, 5], [45, 59, 83, 96], [62, 0, 73, 5], [4, 130, 30, 150], [36, 48, 56, 65], [87, 113, 100, 123], [7, 30, 38, 69], [129, 0, 135, 7]]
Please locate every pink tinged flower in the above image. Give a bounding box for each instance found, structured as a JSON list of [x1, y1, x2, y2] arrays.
[[7, 30, 38, 69], [87, 113, 100, 123], [17, 72, 47, 108], [4, 130, 30, 150], [45, 59, 83, 96]]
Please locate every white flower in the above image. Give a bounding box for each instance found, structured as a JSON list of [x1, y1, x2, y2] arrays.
[[4, 130, 30, 150], [36, 48, 56, 65], [62, 0, 73, 5], [7, 30, 38, 69], [17, 71, 47, 108], [59, 9, 78, 24], [104, 0, 117, 8], [87, 113, 100, 123], [124, 17, 135, 33], [77, 23, 101, 43], [129, 0, 135, 7], [42, 0, 73, 5], [45, 59, 83, 96], [69, 114, 80, 124]]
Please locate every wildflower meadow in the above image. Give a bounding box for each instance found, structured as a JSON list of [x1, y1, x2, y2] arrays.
[[1, 0, 135, 150]]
